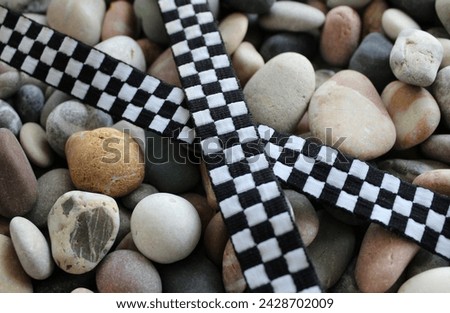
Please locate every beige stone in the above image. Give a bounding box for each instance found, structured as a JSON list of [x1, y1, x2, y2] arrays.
[[148, 48, 182, 87], [413, 170, 450, 196], [362, 0, 388, 37], [181, 193, 216, 233], [20, 122, 54, 168], [381, 8, 420, 41], [219, 13, 248, 55], [399, 267, 450, 293], [222, 240, 246, 293], [101, 1, 138, 40], [232, 42, 264, 87], [204, 212, 229, 266]]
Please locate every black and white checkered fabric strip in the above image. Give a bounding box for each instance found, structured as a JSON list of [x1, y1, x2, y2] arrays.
[[0, 6, 195, 143], [159, 0, 321, 292], [261, 125, 450, 261]]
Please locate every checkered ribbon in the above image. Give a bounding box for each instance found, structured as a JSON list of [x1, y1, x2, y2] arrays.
[[1, 1, 450, 292]]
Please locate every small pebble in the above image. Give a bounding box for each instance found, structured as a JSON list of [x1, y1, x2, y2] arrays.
[[19, 122, 54, 168], [148, 48, 182, 87], [39, 90, 72, 128], [134, 0, 168, 45], [406, 249, 450, 279], [200, 162, 219, 210], [0, 99, 22, 136], [46, 0, 105, 46], [438, 39, 450, 69], [115, 232, 138, 252], [362, 0, 388, 37], [218, 13, 248, 55], [421, 135, 450, 164], [398, 267, 450, 293], [436, 0, 450, 35], [96, 250, 162, 293], [377, 159, 449, 183], [222, 0, 275, 14], [389, 0, 438, 25], [121, 183, 159, 211], [381, 8, 421, 41], [413, 170, 450, 196], [320, 6, 361, 67], [432, 67, 450, 128], [326, 0, 371, 8], [14, 84, 45, 123], [71, 287, 94, 293], [48, 191, 120, 274], [244, 52, 315, 134], [66, 127, 145, 198], [0, 234, 33, 292], [131, 193, 201, 264], [222, 240, 246, 293], [232, 42, 265, 87], [390, 29, 443, 87], [181, 193, 216, 233], [101, 1, 138, 40], [381, 81, 441, 150], [0, 70, 22, 99], [204, 212, 229, 266], [259, 32, 318, 62], [0, 129, 37, 218], [10, 216, 54, 280], [136, 38, 163, 68]]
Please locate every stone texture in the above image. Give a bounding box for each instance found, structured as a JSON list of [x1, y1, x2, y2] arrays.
[[121, 183, 159, 211], [48, 191, 120, 274], [39, 90, 72, 128], [101, 1, 138, 40], [398, 267, 450, 293], [259, 32, 318, 62], [232, 42, 264, 87], [362, 0, 388, 37], [406, 249, 450, 279], [381, 8, 420, 41], [222, 240, 246, 293], [433, 67, 450, 128], [377, 159, 449, 183], [33, 267, 96, 293], [389, 0, 438, 25], [148, 48, 182, 87], [413, 170, 450, 196], [19, 122, 54, 168], [204, 212, 228, 266], [0, 99, 22, 136], [181, 193, 216, 233], [436, 0, 450, 35], [218, 13, 248, 55], [421, 135, 450, 164], [133, 0, 168, 45], [14, 84, 45, 124]]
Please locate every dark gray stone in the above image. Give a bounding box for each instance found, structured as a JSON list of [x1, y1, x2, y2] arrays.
[[421, 135, 450, 164], [260, 32, 317, 62], [388, 0, 439, 26], [33, 267, 96, 293], [0, 99, 22, 136], [14, 84, 45, 123], [406, 249, 450, 279], [222, 0, 275, 14], [120, 183, 159, 211], [377, 159, 450, 183]]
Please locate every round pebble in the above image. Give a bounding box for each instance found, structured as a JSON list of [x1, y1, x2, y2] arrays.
[[320, 6, 361, 67], [244, 52, 315, 134], [259, 1, 325, 32], [309, 70, 396, 160], [381, 8, 421, 41], [14, 84, 45, 123], [222, 240, 246, 293], [432, 67, 450, 128], [326, 0, 371, 8], [66, 127, 145, 198], [381, 81, 441, 150], [101, 1, 138, 40], [436, 0, 450, 35], [219, 13, 248, 55], [46, 100, 113, 157], [0, 99, 22, 136], [0, 234, 33, 292], [355, 224, 420, 293], [398, 267, 450, 293], [96, 250, 162, 293], [0, 129, 37, 218], [390, 29, 443, 87], [421, 135, 450, 164], [377, 159, 449, 183], [19, 122, 54, 168], [46, 0, 105, 46], [181, 193, 216, 233], [131, 193, 201, 264], [48, 191, 120, 274], [259, 32, 318, 62], [362, 0, 388, 37], [148, 48, 182, 87], [121, 183, 159, 211], [204, 212, 228, 266], [413, 170, 450, 196], [222, 0, 275, 14], [232, 42, 264, 87], [10, 216, 54, 280]]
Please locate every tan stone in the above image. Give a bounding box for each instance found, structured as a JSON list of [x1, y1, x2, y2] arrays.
[[101, 1, 138, 40], [362, 0, 388, 37], [204, 212, 229, 266], [222, 240, 246, 293], [413, 170, 450, 196], [232, 42, 264, 87], [381, 8, 421, 41], [148, 48, 182, 87], [200, 162, 219, 211], [137, 38, 163, 68], [219, 13, 248, 55]]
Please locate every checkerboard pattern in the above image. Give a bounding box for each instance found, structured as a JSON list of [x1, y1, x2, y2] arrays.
[[0, 6, 194, 143], [261, 125, 450, 261], [158, 0, 321, 292]]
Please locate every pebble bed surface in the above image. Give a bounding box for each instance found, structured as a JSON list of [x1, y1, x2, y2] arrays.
[[0, 0, 450, 293]]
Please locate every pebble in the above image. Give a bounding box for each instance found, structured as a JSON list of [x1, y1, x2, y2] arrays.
[[0, 70, 22, 99], [0, 129, 37, 218], [121, 183, 159, 211], [306, 211, 355, 290], [131, 193, 201, 264], [421, 135, 450, 164], [39, 90, 72, 128], [285, 189, 319, 247], [33, 267, 96, 293], [355, 224, 420, 293], [244, 52, 315, 134], [133, 0, 168, 45], [349, 32, 395, 92], [48, 191, 120, 274], [112, 120, 146, 153], [148, 48, 182, 87], [144, 131, 200, 194], [377, 159, 449, 183], [115, 232, 139, 252], [46, 100, 113, 157], [436, 0, 450, 35], [222, 0, 275, 14], [232, 42, 265, 87], [315, 69, 335, 90], [438, 39, 450, 69], [66, 127, 145, 198], [181, 193, 216, 233], [96, 250, 162, 293], [381, 8, 421, 41], [14, 84, 45, 123], [25, 168, 74, 228], [362, 0, 388, 37], [0, 0, 49, 12], [136, 38, 163, 68], [116, 206, 131, 247], [101, 1, 138, 41], [219, 13, 248, 55], [204, 212, 228, 266], [406, 249, 450, 279], [10, 216, 54, 280], [432, 67, 450, 128], [328, 258, 360, 292], [381, 81, 441, 150], [309, 70, 396, 160], [0, 99, 22, 136], [46, 0, 105, 46], [259, 32, 318, 62], [398, 267, 450, 293], [19, 122, 54, 168], [259, 1, 325, 32], [390, 29, 443, 87], [320, 6, 361, 67], [296, 111, 310, 135], [200, 162, 219, 210], [326, 0, 371, 8], [222, 240, 246, 293], [71, 287, 94, 293], [389, 0, 438, 25], [413, 170, 450, 196], [0, 234, 33, 292]]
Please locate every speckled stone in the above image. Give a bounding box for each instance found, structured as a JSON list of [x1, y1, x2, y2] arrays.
[[96, 250, 162, 293], [222, 240, 246, 293], [406, 249, 450, 279], [0, 99, 22, 136], [39, 90, 72, 128], [399, 267, 450, 293], [0, 129, 37, 218], [0, 234, 33, 292], [121, 183, 159, 211], [19, 122, 54, 168], [14, 84, 45, 123], [101, 1, 138, 40], [432, 67, 450, 128], [66, 128, 145, 198], [181, 193, 216, 233], [377, 159, 449, 183], [10, 216, 54, 280], [48, 191, 120, 274], [204, 212, 229, 266], [219, 13, 248, 55], [381, 8, 420, 41], [421, 135, 450, 164]]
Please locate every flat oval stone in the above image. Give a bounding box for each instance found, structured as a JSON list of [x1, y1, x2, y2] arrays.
[[381, 81, 441, 150], [399, 267, 450, 293], [433, 67, 450, 128], [377, 159, 449, 183], [259, 1, 325, 32], [320, 6, 361, 67], [222, 240, 246, 293], [131, 193, 201, 264], [309, 70, 396, 160], [121, 183, 159, 211], [96, 250, 162, 293], [14, 84, 45, 124], [19, 122, 54, 168], [436, 0, 450, 35], [10, 216, 54, 280], [362, 0, 388, 37], [0, 234, 33, 292], [204, 212, 228, 266], [259, 32, 318, 62], [66, 127, 145, 198], [327, 0, 371, 8], [181, 193, 216, 233], [0, 129, 37, 218], [406, 249, 450, 279], [413, 170, 450, 196], [101, 1, 138, 41], [381, 8, 420, 41], [48, 191, 120, 274], [148, 48, 181, 87], [390, 29, 443, 87], [355, 224, 420, 293], [0, 217, 9, 236], [0, 99, 22, 136], [244, 52, 315, 134], [222, 0, 275, 14], [219, 13, 248, 55], [232, 41, 264, 87], [421, 135, 450, 164], [47, 0, 105, 46]]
